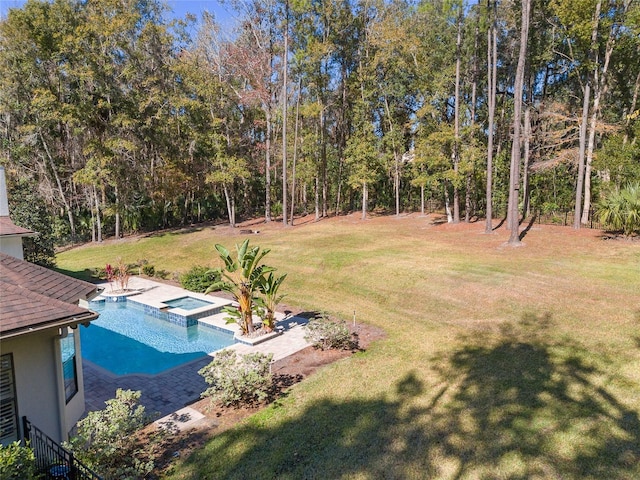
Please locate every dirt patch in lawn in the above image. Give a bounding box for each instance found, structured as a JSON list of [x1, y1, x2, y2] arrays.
[[152, 321, 385, 476]]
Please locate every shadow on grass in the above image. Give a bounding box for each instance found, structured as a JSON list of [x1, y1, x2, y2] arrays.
[[174, 313, 640, 479], [53, 266, 99, 282], [518, 214, 537, 241]]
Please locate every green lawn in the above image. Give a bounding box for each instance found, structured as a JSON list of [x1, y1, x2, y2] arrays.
[[57, 216, 640, 479]]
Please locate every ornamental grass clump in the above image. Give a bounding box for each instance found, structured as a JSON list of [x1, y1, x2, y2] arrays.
[[199, 350, 273, 407], [105, 257, 131, 292]]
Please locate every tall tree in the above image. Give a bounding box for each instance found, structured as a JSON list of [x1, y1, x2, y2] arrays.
[[507, 0, 531, 245], [485, 0, 498, 233]]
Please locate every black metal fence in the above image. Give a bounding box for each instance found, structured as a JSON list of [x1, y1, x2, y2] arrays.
[[533, 208, 605, 230], [488, 203, 606, 230], [22, 417, 102, 480]]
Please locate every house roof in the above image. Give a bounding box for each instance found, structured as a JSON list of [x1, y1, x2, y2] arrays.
[[0, 252, 99, 339], [0, 216, 37, 237]]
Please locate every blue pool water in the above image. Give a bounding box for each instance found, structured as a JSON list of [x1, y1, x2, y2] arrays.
[[81, 301, 235, 375], [164, 296, 213, 310]]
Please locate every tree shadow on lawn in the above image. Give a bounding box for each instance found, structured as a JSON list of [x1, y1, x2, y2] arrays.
[[176, 314, 640, 480]]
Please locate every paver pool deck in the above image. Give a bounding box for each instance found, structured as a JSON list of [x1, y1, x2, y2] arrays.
[[82, 276, 311, 420]]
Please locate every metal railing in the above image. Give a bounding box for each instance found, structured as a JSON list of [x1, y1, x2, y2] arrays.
[[22, 417, 102, 480], [533, 208, 605, 230]]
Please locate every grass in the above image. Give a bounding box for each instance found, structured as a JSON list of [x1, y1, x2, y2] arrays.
[[56, 215, 640, 479]]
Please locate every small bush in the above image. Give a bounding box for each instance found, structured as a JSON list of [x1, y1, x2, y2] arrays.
[[304, 314, 358, 350], [180, 266, 220, 293], [199, 350, 273, 406], [65, 389, 163, 479], [93, 266, 107, 279], [142, 264, 155, 276], [0, 441, 38, 480], [154, 269, 169, 279]]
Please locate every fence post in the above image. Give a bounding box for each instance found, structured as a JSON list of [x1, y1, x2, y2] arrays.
[[69, 451, 75, 480], [22, 416, 30, 442]]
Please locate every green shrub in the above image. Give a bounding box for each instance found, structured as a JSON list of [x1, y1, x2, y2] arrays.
[[199, 350, 273, 406], [65, 389, 163, 479], [93, 266, 107, 279], [154, 269, 169, 279], [180, 266, 220, 293], [0, 441, 38, 480], [304, 314, 358, 350], [142, 264, 155, 276]]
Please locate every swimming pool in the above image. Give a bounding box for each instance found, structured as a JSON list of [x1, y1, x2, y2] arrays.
[[81, 301, 235, 375]]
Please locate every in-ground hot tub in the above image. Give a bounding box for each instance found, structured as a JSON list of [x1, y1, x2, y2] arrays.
[[163, 296, 214, 310]]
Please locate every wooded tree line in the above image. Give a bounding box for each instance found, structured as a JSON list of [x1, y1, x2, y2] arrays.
[[1, 0, 638, 246]]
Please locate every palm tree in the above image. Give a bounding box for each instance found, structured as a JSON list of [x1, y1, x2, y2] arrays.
[[206, 239, 274, 335], [257, 272, 287, 332], [598, 182, 640, 236]]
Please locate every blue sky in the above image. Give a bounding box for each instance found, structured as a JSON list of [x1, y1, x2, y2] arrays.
[[0, 0, 236, 26]]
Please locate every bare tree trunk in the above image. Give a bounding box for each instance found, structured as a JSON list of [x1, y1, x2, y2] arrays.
[[393, 146, 400, 217], [421, 185, 425, 216], [452, 7, 462, 224], [361, 182, 368, 220], [303, 182, 308, 214], [466, 12, 480, 224], [314, 173, 320, 221], [507, 0, 531, 245], [581, 12, 619, 224], [382, 95, 401, 216], [114, 184, 120, 238], [574, 0, 601, 229], [90, 194, 96, 243], [282, 2, 289, 226], [265, 108, 272, 223], [335, 159, 344, 216], [444, 184, 453, 223], [40, 131, 76, 238], [93, 185, 102, 243], [485, 0, 497, 234], [465, 175, 472, 223], [320, 105, 328, 218], [290, 80, 301, 225], [223, 184, 235, 227], [522, 105, 532, 218]]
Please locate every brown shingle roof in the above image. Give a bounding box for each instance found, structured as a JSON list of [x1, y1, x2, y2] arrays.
[[0, 216, 36, 236], [0, 253, 99, 339], [1, 253, 98, 303]]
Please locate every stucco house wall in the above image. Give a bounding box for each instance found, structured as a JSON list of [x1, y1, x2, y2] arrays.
[[1, 165, 98, 444], [1, 325, 86, 442], [0, 235, 24, 259]]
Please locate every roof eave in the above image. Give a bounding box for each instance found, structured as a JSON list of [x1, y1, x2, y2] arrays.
[[0, 310, 99, 340], [0, 231, 39, 238]]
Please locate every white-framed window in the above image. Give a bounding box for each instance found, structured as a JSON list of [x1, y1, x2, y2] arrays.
[[60, 331, 78, 403], [0, 354, 19, 444]]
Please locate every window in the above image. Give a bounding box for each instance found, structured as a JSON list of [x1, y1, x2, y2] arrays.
[[60, 332, 78, 403], [0, 354, 19, 444]]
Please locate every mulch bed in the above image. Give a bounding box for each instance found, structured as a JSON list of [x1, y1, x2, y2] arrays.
[[151, 321, 385, 476]]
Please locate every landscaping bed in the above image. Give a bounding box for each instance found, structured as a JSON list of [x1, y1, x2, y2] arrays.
[[152, 321, 386, 477]]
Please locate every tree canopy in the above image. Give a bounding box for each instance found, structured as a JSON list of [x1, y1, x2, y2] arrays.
[[1, 0, 638, 242]]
